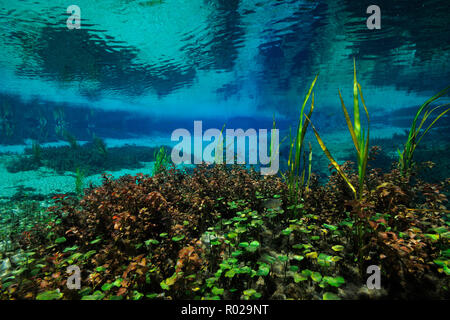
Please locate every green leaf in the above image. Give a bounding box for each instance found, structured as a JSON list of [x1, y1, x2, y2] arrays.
[[55, 237, 66, 244], [36, 290, 63, 300], [293, 273, 308, 283], [160, 281, 170, 290], [425, 234, 439, 242], [323, 224, 338, 231], [238, 242, 249, 248], [317, 253, 333, 267], [145, 239, 160, 246], [311, 272, 322, 282], [112, 279, 123, 287], [434, 259, 447, 267], [332, 245, 344, 252], [225, 269, 236, 278], [101, 283, 114, 292], [231, 250, 243, 257], [444, 265, 450, 275], [235, 226, 247, 234], [68, 252, 83, 262], [301, 269, 312, 277], [238, 266, 252, 274], [132, 291, 144, 300], [211, 287, 224, 295], [250, 240, 260, 248], [243, 289, 257, 296], [323, 292, 341, 300], [63, 245, 79, 253], [172, 235, 185, 242], [281, 227, 293, 236], [81, 291, 105, 300], [442, 249, 450, 258], [324, 276, 346, 287], [247, 241, 260, 252], [90, 238, 102, 244], [227, 232, 238, 239], [83, 250, 97, 260], [256, 264, 270, 276]]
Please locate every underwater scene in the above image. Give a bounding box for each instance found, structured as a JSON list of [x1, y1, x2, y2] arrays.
[[0, 0, 449, 303]]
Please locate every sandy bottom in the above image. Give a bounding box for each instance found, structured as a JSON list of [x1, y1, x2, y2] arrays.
[[0, 155, 158, 199]]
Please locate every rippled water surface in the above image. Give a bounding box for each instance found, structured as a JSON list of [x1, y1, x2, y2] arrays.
[[0, 0, 448, 119]]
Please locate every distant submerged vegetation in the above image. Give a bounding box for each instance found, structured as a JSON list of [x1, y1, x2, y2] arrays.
[[0, 62, 448, 300], [5, 135, 171, 176]]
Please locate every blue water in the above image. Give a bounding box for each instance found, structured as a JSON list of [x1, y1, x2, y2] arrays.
[[0, 0, 449, 191]]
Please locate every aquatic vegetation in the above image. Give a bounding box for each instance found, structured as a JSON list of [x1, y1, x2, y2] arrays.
[[31, 140, 42, 164], [1, 160, 447, 300], [306, 61, 369, 200], [93, 135, 107, 157], [38, 111, 48, 140], [153, 146, 171, 175], [6, 141, 169, 175], [63, 130, 79, 149], [53, 107, 66, 137], [304, 61, 371, 268], [0, 101, 15, 139], [74, 167, 85, 196], [284, 74, 318, 209], [398, 86, 450, 175]]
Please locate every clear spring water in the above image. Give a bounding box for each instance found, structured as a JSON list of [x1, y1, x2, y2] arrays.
[[0, 0, 449, 195]]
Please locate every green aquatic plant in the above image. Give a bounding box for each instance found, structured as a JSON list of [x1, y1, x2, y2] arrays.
[[269, 116, 287, 171], [38, 111, 48, 140], [63, 130, 79, 149], [306, 61, 369, 200], [36, 290, 63, 300], [31, 140, 42, 164], [0, 101, 15, 138], [93, 135, 107, 157], [53, 107, 66, 137], [75, 167, 85, 195], [1, 161, 448, 300], [305, 61, 370, 270], [398, 86, 450, 175], [284, 74, 318, 207], [214, 124, 226, 164], [153, 146, 171, 175]]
